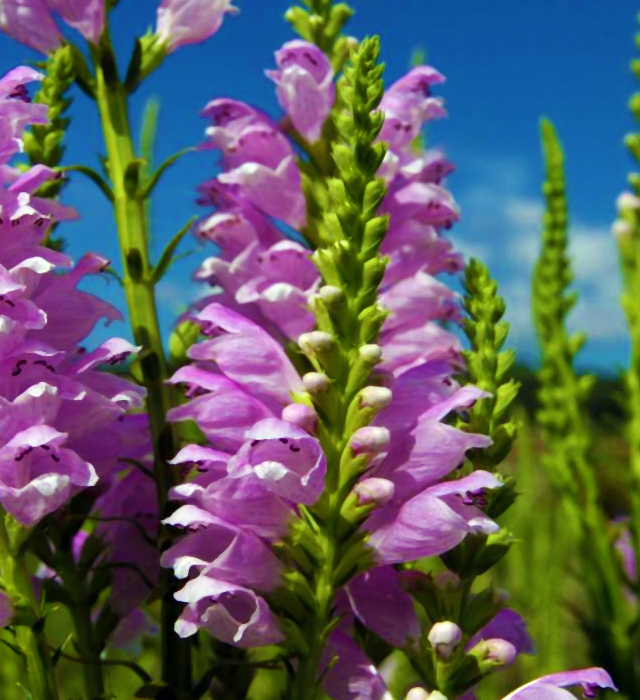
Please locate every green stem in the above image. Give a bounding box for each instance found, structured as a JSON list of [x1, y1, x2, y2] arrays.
[[57, 551, 105, 700], [93, 48, 191, 698], [68, 600, 104, 699], [0, 516, 58, 700], [293, 497, 341, 700]]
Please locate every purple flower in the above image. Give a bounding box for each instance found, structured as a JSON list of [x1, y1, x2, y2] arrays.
[[218, 155, 306, 229], [109, 609, 157, 650], [161, 516, 282, 590], [0, 590, 13, 627], [380, 66, 446, 151], [178, 302, 303, 408], [226, 418, 326, 505], [204, 120, 293, 172], [95, 469, 159, 617], [468, 609, 534, 656], [156, 0, 238, 52], [235, 240, 318, 338], [322, 628, 390, 700], [365, 471, 501, 564], [174, 576, 283, 647], [0, 404, 99, 526], [0, 0, 62, 54], [615, 527, 636, 583], [46, 0, 105, 43], [266, 40, 335, 142], [500, 668, 617, 700], [168, 367, 275, 451], [344, 565, 420, 648]]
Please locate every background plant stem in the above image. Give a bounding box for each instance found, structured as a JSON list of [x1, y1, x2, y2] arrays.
[[94, 47, 191, 699], [0, 514, 59, 700]]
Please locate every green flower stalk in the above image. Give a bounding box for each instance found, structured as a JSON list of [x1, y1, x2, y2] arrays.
[[459, 258, 520, 470], [532, 119, 596, 501], [21, 44, 78, 250], [285, 0, 354, 71], [22, 44, 76, 193], [533, 119, 634, 695], [280, 36, 389, 700], [0, 510, 59, 700]]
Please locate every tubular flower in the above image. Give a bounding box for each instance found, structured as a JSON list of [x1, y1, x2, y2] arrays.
[[0, 0, 62, 54], [165, 51, 494, 659], [46, 0, 105, 44], [266, 40, 335, 142], [0, 0, 106, 50], [0, 67, 146, 525], [156, 0, 238, 52], [500, 669, 617, 700]]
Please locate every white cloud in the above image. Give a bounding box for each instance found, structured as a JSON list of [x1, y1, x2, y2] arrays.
[[453, 152, 625, 351], [502, 212, 625, 344], [504, 198, 544, 231]]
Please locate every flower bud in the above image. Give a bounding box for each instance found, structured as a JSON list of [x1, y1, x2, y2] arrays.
[[298, 331, 335, 355], [354, 477, 394, 505], [282, 404, 318, 434], [617, 191, 640, 212], [435, 571, 461, 590], [427, 693, 448, 700], [360, 385, 392, 409], [0, 590, 13, 628], [469, 638, 517, 667], [349, 427, 391, 455], [404, 689, 429, 700], [428, 621, 462, 659], [302, 372, 330, 394], [613, 220, 633, 239], [359, 344, 383, 362], [318, 285, 344, 304], [169, 320, 201, 366]]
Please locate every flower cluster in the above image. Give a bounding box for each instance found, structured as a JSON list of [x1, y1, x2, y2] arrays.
[[0, 66, 149, 634], [160, 36, 552, 700], [194, 45, 464, 364]]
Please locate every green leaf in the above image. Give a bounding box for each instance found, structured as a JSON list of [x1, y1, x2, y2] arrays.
[[0, 637, 25, 659], [139, 147, 196, 200], [150, 216, 197, 284], [57, 165, 114, 201], [51, 633, 73, 667], [124, 39, 144, 94]]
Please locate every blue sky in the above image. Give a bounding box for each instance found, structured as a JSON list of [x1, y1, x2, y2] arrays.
[[0, 0, 637, 374]]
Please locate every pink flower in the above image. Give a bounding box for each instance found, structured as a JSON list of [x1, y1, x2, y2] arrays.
[[365, 471, 501, 564], [174, 576, 283, 647], [501, 668, 616, 700], [322, 628, 389, 700], [156, 0, 237, 52], [46, 0, 105, 43], [226, 418, 327, 505], [267, 40, 335, 142], [0, 0, 62, 54]]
